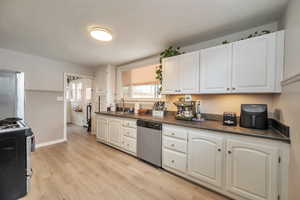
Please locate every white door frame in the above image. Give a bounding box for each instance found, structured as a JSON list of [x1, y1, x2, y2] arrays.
[[63, 73, 94, 141]]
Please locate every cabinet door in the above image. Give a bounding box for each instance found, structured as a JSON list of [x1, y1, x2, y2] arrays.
[[232, 33, 276, 93], [179, 52, 200, 93], [187, 131, 224, 188], [96, 117, 108, 142], [162, 56, 180, 94], [226, 139, 279, 200], [108, 119, 122, 147], [200, 44, 232, 93]]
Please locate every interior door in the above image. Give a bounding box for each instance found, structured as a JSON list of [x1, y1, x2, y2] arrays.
[[200, 44, 232, 93], [226, 139, 279, 200], [179, 52, 200, 93], [187, 131, 223, 188], [108, 119, 122, 147], [232, 33, 276, 93], [162, 56, 180, 94]]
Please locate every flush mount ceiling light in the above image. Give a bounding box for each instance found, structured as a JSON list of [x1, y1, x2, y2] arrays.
[[88, 26, 113, 42]]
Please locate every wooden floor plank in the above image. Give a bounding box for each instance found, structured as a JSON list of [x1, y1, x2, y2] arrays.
[[23, 125, 229, 200]]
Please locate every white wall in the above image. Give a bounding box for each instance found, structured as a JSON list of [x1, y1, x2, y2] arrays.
[[0, 48, 96, 146], [117, 22, 279, 69], [166, 94, 274, 116], [272, 1, 300, 199], [0, 48, 95, 91], [181, 22, 278, 52], [25, 90, 64, 145]]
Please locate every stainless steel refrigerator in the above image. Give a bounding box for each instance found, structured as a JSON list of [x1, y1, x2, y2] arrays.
[[0, 70, 24, 119]]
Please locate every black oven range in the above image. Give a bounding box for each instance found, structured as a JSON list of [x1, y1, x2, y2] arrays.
[[0, 118, 35, 200]]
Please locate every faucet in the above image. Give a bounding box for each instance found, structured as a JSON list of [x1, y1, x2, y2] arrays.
[[121, 97, 125, 113]]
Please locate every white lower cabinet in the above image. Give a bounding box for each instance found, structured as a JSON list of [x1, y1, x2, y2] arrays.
[[163, 149, 187, 173], [226, 139, 279, 200], [187, 131, 223, 188], [96, 117, 108, 143], [108, 119, 123, 147], [123, 136, 136, 154], [96, 115, 137, 156], [162, 125, 288, 200]]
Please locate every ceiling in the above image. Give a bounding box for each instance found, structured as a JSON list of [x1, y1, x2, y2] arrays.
[[0, 0, 288, 67]]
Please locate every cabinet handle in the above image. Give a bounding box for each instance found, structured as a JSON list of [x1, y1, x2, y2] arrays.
[[171, 133, 175, 136], [217, 148, 221, 152], [171, 144, 175, 147], [226, 88, 230, 91], [232, 88, 236, 90], [228, 150, 232, 154], [171, 160, 175, 163]]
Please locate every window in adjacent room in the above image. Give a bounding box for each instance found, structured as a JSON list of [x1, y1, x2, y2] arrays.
[[121, 64, 161, 99], [76, 82, 82, 101]]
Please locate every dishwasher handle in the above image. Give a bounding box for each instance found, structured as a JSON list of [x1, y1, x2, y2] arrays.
[[137, 120, 162, 130]]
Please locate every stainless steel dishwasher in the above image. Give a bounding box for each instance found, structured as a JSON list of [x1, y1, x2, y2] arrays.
[[137, 120, 162, 167]]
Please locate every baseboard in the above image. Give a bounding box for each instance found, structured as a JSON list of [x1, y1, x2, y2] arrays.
[[36, 138, 67, 148]]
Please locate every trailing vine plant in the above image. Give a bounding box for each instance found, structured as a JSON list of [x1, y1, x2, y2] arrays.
[[156, 46, 184, 93]]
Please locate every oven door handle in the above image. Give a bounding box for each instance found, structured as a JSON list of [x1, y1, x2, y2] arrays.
[[0, 146, 15, 151], [29, 134, 35, 152]]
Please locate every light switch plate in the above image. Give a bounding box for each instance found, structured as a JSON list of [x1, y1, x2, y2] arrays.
[[56, 96, 64, 102]]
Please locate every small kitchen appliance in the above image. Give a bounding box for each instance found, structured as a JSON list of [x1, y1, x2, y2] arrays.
[[240, 104, 268, 130], [174, 100, 195, 121], [152, 101, 165, 117], [223, 112, 237, 126]]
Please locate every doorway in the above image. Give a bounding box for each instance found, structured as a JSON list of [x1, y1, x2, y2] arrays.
[[64, 73, 94, 140]]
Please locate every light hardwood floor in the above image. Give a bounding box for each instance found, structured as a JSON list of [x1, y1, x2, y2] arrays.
[[23, 125, 229, 200]]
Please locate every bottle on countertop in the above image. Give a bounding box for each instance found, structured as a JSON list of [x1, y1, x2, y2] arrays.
[[134, 103, 140, 114]]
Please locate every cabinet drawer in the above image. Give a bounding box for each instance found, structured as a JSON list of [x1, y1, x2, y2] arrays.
[[123, 136, 136, 154], [163, 137, 187, 153], [122, 119, 137, 129], [123, 127, 137, 139], [163, 149, 187, 173], [163, 126, 187, 141]]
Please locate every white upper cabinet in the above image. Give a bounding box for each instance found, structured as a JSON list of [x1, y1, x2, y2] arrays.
[[232, 32, 279, 93], [226, 139, 279, 200], [179, 52, 200, 93], [162, 52, 199, 94], [162, 56, 180, 94], [187, 131, 224, 188], [200, 44, 232, 93], [162, 31, 284, 94]]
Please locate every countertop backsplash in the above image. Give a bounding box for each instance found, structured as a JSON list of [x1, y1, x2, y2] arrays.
[[116, 94, 275, 117]]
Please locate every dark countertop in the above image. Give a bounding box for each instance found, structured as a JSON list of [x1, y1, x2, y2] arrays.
[[95, 111, 290, 143]]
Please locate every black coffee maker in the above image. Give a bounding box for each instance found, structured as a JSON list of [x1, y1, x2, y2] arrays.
[[240, 104, 268, 130]]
